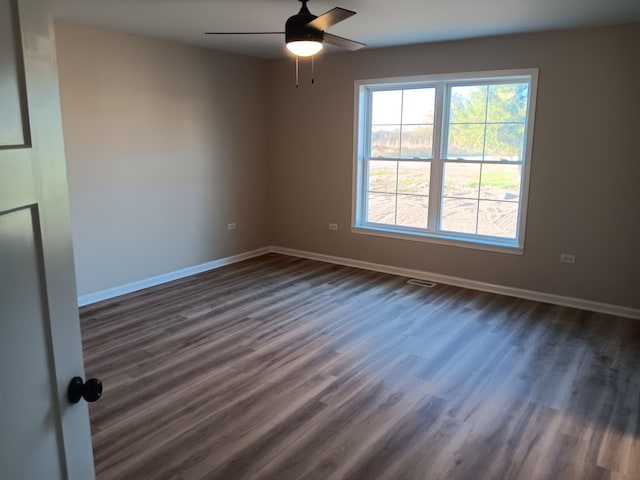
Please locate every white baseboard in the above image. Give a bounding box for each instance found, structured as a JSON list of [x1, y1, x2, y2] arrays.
[[77, 247, 271, 307], [271, 246, 640, 320], [78, 244, 640, 319]]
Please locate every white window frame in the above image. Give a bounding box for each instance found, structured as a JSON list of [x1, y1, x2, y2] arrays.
[[352, 69, 539, 254]]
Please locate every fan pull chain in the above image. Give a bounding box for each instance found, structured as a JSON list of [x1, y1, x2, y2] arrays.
[[293, 56, 318, 87]]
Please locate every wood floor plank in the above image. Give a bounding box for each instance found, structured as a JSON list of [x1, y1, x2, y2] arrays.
[[80, 253, 640, 479]]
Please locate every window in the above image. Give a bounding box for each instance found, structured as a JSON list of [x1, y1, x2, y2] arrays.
[[353, 70, 538, 253]]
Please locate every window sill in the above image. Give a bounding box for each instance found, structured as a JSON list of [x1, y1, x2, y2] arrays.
[[351, 224, 524, 255]]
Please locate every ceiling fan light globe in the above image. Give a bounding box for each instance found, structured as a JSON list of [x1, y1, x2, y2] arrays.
[[286, 40, 323, 57]]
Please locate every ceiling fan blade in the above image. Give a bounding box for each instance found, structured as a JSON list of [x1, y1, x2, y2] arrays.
[[307, 7, 355, 31], [204, 32, 284, 35], [323, 32, 366, 51]]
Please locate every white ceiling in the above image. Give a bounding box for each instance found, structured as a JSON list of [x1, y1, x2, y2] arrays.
[[52, 0, 640, 59]]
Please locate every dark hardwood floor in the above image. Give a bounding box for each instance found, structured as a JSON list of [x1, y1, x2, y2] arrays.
[[80, 253, 640, 479]]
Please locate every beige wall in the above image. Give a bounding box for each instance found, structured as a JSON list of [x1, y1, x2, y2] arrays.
[[56, 24, 269, 296], [56, 22, 640, 309], [268, 24, 640, 309]]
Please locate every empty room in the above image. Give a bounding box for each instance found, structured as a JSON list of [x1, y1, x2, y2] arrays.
[[1, 0, 640, 479]]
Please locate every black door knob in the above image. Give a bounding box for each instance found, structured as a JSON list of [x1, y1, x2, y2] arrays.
[[68, 376, 103, 404]]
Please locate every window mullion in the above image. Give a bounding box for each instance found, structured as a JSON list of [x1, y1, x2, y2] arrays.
[[396, 91, 404, 225], [361, 88, 374, 224], [428, 83, 446, 233]]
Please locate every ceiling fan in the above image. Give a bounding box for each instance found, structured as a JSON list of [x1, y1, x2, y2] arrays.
[[205, 0, 366, 57]]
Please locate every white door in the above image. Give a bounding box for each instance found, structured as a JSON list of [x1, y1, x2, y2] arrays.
[[0, 0, 96, 478]]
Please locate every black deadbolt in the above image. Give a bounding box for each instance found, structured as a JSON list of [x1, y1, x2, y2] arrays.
[[68, 376, 103, 404]]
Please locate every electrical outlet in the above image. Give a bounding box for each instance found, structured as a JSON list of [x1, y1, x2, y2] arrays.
[[560, 253, 575, 264], [228, 222, 236, 231], [328, 223, 338, 231]]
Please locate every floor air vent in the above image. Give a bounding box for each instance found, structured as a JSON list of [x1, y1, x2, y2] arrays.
[[407, 279, 437, 288]]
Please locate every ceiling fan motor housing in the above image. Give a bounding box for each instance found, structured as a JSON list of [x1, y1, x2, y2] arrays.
[[285, 4, 323, 43]]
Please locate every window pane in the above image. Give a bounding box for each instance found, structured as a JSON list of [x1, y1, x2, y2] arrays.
[[401, 125, 433, 158], [477, 200, 519, 238], [367, 193, 396, 224], [441, 198, 478, 234], [479, 164, 522, 201], [398, 161, 430, 194], [371, 126, 400, 157], [487, 84, 528, 123], [449, 85, 487, 124], [396, 195, 428, 228], [447, 124, 485, 159], [443, 162, 481, 198], [368, 160, 397, 193], [484, 123, 525, 161], [402, 88, 435, 124], [372, 90, 402, 124]]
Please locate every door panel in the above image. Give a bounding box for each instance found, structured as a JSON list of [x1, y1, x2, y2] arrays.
[[0, 151, 35, 212], [0, 0, 96, 478], [0, 207, 64, 480], [0, 0, 28, 147]]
